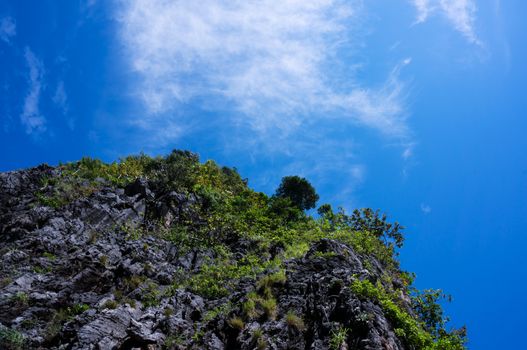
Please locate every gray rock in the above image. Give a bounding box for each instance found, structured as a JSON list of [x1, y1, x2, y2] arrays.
[[0, 164, 419, 350]]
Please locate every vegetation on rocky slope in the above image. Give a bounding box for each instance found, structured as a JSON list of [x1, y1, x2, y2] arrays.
[[0, 150, 466, 349]]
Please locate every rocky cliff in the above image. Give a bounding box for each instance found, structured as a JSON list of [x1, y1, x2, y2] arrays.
[[0, 152, 466, 349]]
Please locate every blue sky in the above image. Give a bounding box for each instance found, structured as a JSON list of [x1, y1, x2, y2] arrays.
[[1, 1, 525, 348]]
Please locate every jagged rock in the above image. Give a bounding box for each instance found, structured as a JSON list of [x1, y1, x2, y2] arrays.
[[75, 306, 139, 349], [0, 164, 447, 350]]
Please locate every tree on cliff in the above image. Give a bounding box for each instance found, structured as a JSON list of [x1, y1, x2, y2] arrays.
[[275, 176, 319, 211]]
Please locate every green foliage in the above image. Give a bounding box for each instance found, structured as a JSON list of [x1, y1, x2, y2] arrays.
[[242, 296, 259, 319], [329, 326, 350, 350], [36, 172, 99, 209], [256, 338, 267, 350], [260, 296, 278, 320], [33, 264, 53, 274], [11, 292, 29, 306], [0, 277, 12, 288], [253, 328, 267, 350], [203, 302, 233, 322], [102, 299, 118, 310], [123, 275, 146, 291], [0, 328, 25, 350], [163, 334, 186, 349], [312, 251, 338, 259], [140, 281, 161, 308], [256, 269, 287, 296], [411, 288, 466, 349], [42, 252, 57, 260], [191, 326, 205, 343], [268, 196, 305, 222], [163, 307, 173, 317], [285, 310, 305, 331], [36, 191, 68, 208], [183, 255, 275, 298], [70, 303, 90, 315], [349, 208, 404, 248], [317, 206, 404, 248], [252, 327, 263, 341], [412, 289, 450, 335], [350, 279, 466, 349], [243, 290, 278, 320], [61, 155, 150, 186], [227, 316, 245, 330], [121, 223, 145, 241], [44, 304, 90, 343], [275, 175, 319, 211], [317, 203, 333, 217]]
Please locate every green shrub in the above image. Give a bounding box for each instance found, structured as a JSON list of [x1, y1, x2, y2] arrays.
[[252, 328, 267, 350], [260, 297, 278, 320], [44, 308, 75, 342], [0, 328, 25, 350], [257, 269, 287, 297], [203, 302, 232, 322], [0, 277, 12, 288], [329, 326, 349, 350], [227, 316, 245, 330], [123, 275, 146, 291], [141, 282, 161, 307], [285, 310, 305, 331], [42, 252, 57, 260], [242, 296, 260, 319], [36, 191, 68, 208], [70, 303, 89, 315], [163, 334, 186, 349], [102, 299, 118, 310], [184, 255, 274, 298], [257, 338, 267, 350], [347, 208, 404, 248], [350, 279, 465, 349], [11, 292, 29, 306], [252, 327, 263, 341]]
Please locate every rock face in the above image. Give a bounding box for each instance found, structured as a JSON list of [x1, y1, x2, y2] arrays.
[[0, 165, 428, 349]]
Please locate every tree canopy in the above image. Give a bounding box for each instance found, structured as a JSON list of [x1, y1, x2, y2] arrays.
[[275, 176, 319, 211]]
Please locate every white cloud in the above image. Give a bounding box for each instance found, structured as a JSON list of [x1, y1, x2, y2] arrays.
[[421, 203, 432, 214], [402, 146, 413, 160], [117, 0, 408, 140], [20, 47, 46, 134], [413, 0, 432, 23], [53, 80, 75, 130], [53, 81, 68, 114], [411, 0, 480, 44], [350, 164, 366, 183], [0, 16, 16, 43], [439, 0, 479, 44]]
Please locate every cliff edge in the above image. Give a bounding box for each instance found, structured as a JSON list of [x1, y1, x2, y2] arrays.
[[0, 152, 466, 349]]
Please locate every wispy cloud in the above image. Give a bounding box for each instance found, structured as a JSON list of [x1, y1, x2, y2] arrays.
[[421, 203, 432, 214], [0, 16, 16, 43], [413, 0, 432, 23], [411, 0, 480, 44], [53, 80, 75, 130], [117, 0, 409, 141], [402, 144, 414, 160], [440, 0, 480, 44], [53, 81, 68, 114], [20, 47, 46, 134]]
